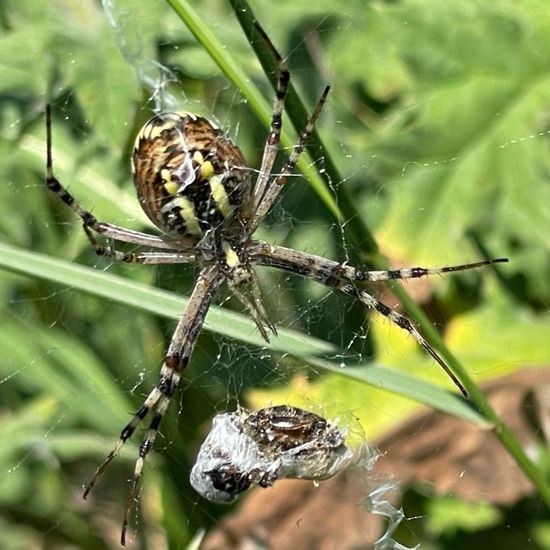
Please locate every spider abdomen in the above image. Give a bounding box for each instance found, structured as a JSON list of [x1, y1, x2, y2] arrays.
[[132, 112, 251, 238]]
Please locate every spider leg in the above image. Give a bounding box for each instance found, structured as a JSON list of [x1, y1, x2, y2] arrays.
[[82, 224, 196, 264], [243, 24, 290, 223], [45, 105, 194, 252], [229, 269, 277, 343], [339, 282, 468, 397], [82, 266, 222, 546], [250, 84, 330, 232], [250, 243, 508, 397], [249, 241, 508, 283], [248, 269, 278, 337]]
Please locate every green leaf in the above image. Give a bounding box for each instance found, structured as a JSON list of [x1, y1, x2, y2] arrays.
[[0, 241, 333, 356], [0, 241, 488, 426], [426, 496, 502, 536]]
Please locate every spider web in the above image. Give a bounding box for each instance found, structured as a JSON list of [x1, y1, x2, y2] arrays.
[[0, 0, 549, 548]]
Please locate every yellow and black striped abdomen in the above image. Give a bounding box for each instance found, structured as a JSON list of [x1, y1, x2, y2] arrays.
[[132, 112, 251, 238]]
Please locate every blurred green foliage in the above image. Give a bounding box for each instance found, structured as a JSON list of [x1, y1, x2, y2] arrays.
[[0, 0, 549, 548]]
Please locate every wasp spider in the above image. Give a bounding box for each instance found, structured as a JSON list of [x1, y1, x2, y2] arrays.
[[45, 29, 507, 545]]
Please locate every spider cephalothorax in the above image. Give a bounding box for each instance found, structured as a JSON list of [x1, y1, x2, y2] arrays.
[[45, 24, 506, 546]]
